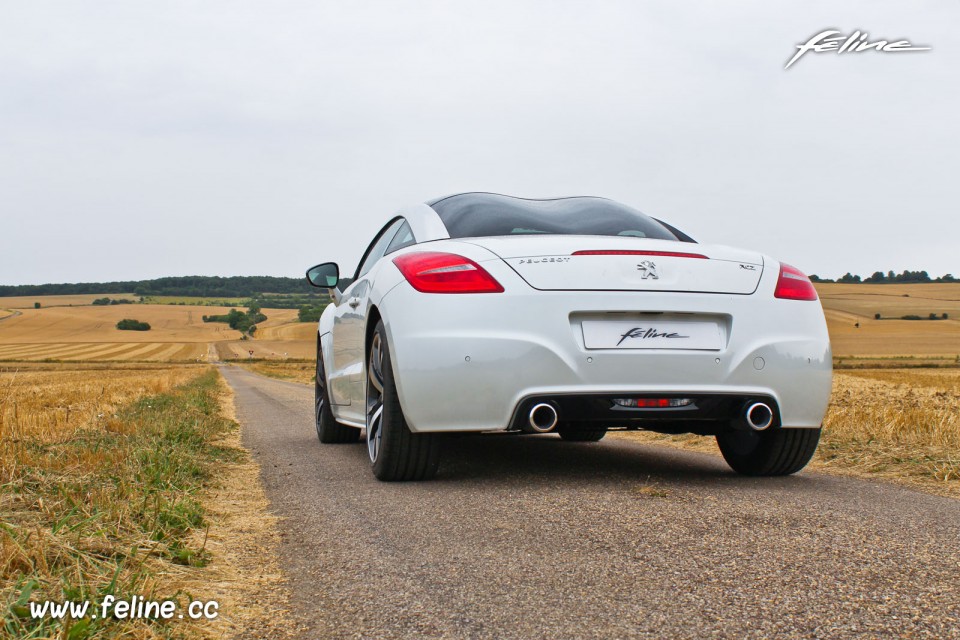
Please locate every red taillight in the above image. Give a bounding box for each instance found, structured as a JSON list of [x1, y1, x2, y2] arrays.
[[572, 250, 708, 259], [774, 263, 818, 301], [392, 252, 504, 294]]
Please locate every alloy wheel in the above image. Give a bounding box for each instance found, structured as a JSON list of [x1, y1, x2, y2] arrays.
[[366, 332, 385, 462]]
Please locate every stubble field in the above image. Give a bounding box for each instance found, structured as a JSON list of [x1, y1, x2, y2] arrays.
[[0, 301, 315, 362], [816, 282, 960, 358], [0, 294, 138, 308]]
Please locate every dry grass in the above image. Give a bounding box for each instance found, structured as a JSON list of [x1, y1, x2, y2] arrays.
[[1, 365, 241, 639], [239, 361, 314, 385], [617, 369, 960, 496], [817, 370, 960, 486]]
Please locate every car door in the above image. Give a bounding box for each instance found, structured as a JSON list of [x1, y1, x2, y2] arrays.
[[329, 218, 406, 422]]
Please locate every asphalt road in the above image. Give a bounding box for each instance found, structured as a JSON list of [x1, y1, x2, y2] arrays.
[[220, 366, 960, 639]]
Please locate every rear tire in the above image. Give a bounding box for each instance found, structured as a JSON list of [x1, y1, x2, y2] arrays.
[[315, 343, 361, 444], [366, 321, 440, 481], [716, 427, 820, 476], [557, 423, 608, 442]]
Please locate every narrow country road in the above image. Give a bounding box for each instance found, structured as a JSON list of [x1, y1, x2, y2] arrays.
[[219, 366, 960, 639]]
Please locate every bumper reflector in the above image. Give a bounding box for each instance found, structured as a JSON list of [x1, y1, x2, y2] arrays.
[[613, 398, 694, 408]]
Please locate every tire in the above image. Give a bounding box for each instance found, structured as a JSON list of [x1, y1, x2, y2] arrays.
[[557, 423, 608, 442], [716, 427, 821, 476], [315, 343, 361, 444], [366, 321, 440, 481]]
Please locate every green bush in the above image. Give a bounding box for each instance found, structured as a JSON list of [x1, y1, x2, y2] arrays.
[[116, 319, 151, 331], [298, 304, 325, 323]]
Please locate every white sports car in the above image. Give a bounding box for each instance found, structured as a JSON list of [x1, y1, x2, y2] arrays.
[[307, 193, 832, 481]]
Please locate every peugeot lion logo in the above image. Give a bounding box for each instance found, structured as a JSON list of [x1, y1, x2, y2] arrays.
[[637, 260, 659, 280]]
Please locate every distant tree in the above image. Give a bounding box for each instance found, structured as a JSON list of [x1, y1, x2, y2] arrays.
[[902, 315, 922, 321], [930, 313, 938, 320], [944, 313, 950, 320], [92, 297, 111, 306], [34, 302, 40, 309], [838, 273, 862, 283], [874, 313, 881, 320], [864, 271, 886, 283]]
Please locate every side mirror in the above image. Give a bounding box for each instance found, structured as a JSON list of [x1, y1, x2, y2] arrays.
[[306, 263, 340, 288]]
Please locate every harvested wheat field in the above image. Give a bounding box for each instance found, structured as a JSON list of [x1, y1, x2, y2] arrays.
[[254, 308, 317, 342], [0, 304, 241, 344], [817, 283, 960, 357], [816, 282, 960, 318], [824, 309, 960, 357], [0, 293, 138, 308], [0, 300, 316, 362]]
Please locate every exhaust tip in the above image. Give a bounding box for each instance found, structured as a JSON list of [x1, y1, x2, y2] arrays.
[[529, 403, 558, 433], [745, 402, 774, 431]]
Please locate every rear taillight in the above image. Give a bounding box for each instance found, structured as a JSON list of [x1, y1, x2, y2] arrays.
[[572, 250, 708, 259], [392, 252, 504, 294], [774, 263, 818, 301]]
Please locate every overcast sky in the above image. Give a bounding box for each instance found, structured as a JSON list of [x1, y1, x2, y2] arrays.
[[1, 1, 956, 285]]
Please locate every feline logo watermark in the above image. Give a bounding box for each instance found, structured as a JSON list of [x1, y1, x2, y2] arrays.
[[785, 29, 931, 69]]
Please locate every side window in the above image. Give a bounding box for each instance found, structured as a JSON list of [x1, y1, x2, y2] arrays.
[[356, 219, 405, 279], [384, 220, 416, 255]]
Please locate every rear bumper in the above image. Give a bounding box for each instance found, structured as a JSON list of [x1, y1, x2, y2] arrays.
[[510, 392, 781, 435], [378, 262, 831, 434]]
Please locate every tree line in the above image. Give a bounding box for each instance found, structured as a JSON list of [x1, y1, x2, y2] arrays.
[[810, 270, 958, 284], [0, 275, 318, 298]]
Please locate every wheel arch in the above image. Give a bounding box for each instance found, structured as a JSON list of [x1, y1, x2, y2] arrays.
[[365, 305, 383, 366]]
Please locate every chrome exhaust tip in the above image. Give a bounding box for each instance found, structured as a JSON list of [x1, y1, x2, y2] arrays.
[[745, 402, 774, 431], [528, 403, 559, 433]]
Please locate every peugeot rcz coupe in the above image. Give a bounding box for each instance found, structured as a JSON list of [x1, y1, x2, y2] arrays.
[[307, 193, 831, 481]]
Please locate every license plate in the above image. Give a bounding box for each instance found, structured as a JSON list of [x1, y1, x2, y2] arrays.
[[581, 320, 722, 350]]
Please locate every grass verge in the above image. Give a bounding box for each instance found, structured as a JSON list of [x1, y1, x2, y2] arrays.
[[1, 369, 239, 639]]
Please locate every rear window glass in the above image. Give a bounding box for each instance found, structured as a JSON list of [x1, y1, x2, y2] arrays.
[[429, 193, 679, 241]]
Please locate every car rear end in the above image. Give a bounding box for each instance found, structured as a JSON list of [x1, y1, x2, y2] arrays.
[[376, 234, 831, 438]]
